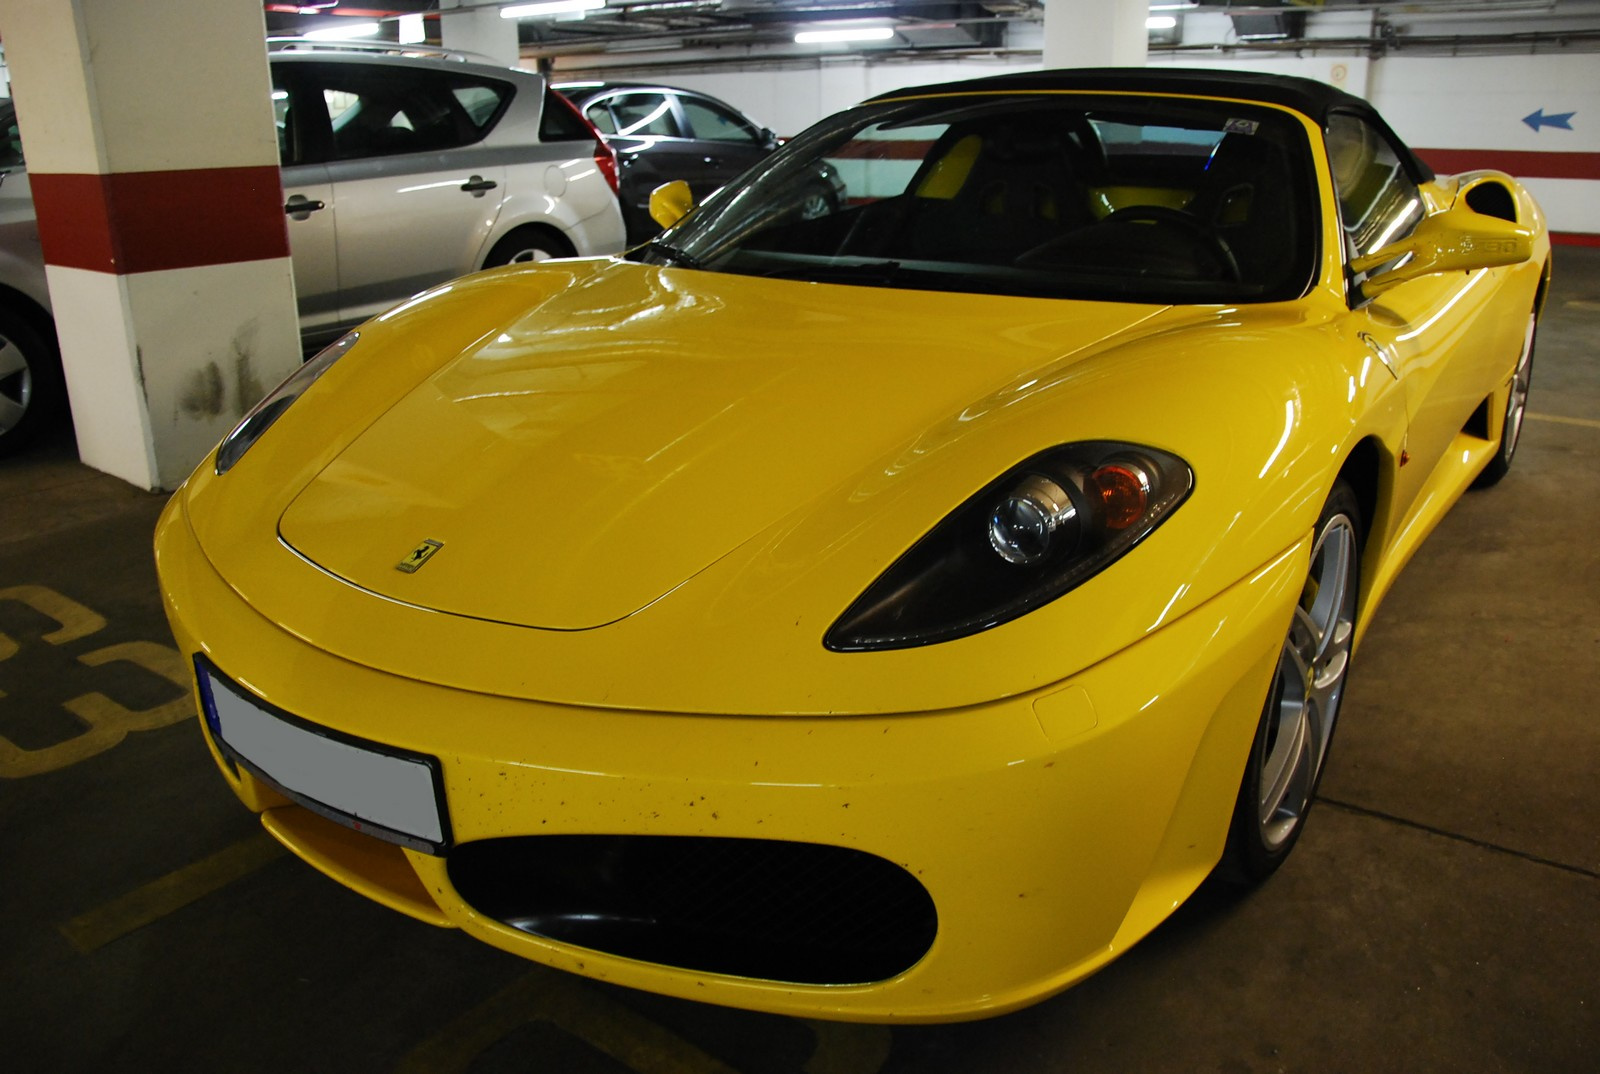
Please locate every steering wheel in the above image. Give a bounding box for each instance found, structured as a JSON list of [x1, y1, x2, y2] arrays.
[[1101, 205, 1241, 282]]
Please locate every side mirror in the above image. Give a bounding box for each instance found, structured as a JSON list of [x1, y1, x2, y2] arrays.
[[1354, 205, 1533, 299], [649, 180, 694, 230], [761, 127, 781, 150]]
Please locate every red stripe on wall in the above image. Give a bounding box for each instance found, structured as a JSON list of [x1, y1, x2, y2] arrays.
[[1553, 232, 1600, 247], [1415, 148, 1600, 182], [32, 166, 290, 275]]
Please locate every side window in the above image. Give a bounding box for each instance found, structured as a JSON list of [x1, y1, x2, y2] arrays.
[[679, 97, 760, 145], [452, 83, 510, 132], [541, 90, 597, 142], [584, 103, 617, 136], [1325, 112, 1423, 261], [307, 64, 511, 161], [607, 93, 682, 138]]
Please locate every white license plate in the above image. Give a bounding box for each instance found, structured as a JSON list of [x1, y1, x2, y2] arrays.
[[197, 659, 448, 853]]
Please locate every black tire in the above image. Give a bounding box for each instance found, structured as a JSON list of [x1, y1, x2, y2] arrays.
[[0, 305, 65, 459], [1222, 479, 1363, 883], [481, 225, 576, 269], [1473, 309, 1536, 489]]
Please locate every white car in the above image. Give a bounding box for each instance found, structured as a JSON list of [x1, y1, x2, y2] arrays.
[[0, 46, 627, 456]]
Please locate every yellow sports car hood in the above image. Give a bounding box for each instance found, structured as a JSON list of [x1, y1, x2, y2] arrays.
[[279, 263, 1168, 630]]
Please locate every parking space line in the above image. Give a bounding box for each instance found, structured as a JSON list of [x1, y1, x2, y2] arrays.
[[58, 831, 287, 954], [395, 970, 743, 1074], [1526, 411, 1600, 430]]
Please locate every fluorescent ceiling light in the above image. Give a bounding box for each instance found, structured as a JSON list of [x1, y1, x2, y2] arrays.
[[1146, 16, 1178, 30], [794, 27, 896, 44], [501, 0, 605, 17], [304, 21, 380, 40], [398, 13, 426, 43]]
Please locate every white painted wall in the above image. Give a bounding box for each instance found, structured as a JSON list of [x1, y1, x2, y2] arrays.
[[556, 35, 1599, 236]]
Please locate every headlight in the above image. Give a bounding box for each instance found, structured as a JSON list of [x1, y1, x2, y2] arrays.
[[825, 442, 1192, 651], [214, 331, 359, 474]]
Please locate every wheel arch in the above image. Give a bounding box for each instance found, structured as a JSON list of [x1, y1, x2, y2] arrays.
[[1335, 436, 1382, 555], [478, 220, 577, 270], [0, 282, 59, 347]]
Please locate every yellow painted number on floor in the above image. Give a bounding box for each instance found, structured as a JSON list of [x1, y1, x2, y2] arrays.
[[0, 585, 192, 778]]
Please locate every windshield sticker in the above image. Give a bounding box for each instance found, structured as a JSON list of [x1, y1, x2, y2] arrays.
[[1224, 118, 1261, 135]]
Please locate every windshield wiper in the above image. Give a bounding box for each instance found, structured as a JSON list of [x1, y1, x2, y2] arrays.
[[761, 259, 903, 285], [644, 240, 702, 269]]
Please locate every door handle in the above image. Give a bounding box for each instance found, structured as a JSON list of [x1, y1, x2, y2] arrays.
[[460, 175, 498, 196], [284, 194, 325, 219]]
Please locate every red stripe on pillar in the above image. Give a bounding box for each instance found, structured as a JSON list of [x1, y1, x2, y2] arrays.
[[1414, 148, 1600, 182], [1553, 232, 1600, 247], [32, 165, 290, 275]]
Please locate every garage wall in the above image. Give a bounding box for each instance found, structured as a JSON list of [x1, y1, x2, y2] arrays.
[[554, 29, 1599, 242]]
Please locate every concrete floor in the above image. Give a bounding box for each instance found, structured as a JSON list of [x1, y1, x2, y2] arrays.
[[2, 251, 1596, 1073]]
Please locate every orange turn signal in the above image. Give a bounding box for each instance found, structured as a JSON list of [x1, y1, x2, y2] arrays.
[[1090, 463, 1151, 530]]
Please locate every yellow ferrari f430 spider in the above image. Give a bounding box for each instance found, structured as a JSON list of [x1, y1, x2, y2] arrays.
[[156, 68, 1548, 1021]]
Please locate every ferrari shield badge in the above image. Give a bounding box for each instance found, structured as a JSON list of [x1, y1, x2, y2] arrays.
[[396, 539, 444, 574]]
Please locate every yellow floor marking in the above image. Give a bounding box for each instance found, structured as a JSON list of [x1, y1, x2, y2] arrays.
[[395, 970, 743, 1074], [1526, 411, 1600, 430], [0, 584, 106, 644], [801, 1019, 893, 1074], [1564, 299, 1600, 312], [58, 832, 287, 954]]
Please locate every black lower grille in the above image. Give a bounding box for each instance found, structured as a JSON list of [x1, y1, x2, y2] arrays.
[[447, 835, 937, 985]]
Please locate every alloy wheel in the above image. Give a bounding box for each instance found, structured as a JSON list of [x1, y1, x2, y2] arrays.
[[0, 331, 34, 436], [1257, 512, 1358, 850]]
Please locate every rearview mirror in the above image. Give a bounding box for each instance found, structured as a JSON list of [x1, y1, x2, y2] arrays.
[[1354, 205, 1533, 299], [649, 180, 695, 230]]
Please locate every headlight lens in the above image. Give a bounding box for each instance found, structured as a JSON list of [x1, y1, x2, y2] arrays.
[[214, 331, 359, 474], [826, 441, 1192, 651]]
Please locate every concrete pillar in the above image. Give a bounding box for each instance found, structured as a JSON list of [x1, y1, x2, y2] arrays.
[[1043, 0, 1150, 68], [440, 0, 521, 68], [0, 0, 301, 491]]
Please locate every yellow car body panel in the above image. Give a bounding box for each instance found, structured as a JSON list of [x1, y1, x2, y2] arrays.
[[158, 489, 1306, 1021], [154, 73, 1550, 1020]]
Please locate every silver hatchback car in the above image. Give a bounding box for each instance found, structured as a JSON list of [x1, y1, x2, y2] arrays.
[[0, 45, 627, 457]]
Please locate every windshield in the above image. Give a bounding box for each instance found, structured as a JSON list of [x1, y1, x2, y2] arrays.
[[634, 93, 1318, 304]]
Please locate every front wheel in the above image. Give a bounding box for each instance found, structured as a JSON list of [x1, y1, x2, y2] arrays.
[[1473, 309, 1536, 488], [0, 306, 65, 459], [1223, 480, 1362, 882]]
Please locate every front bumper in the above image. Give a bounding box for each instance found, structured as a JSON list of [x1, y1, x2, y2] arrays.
[[155, 491, 1305, 1022]]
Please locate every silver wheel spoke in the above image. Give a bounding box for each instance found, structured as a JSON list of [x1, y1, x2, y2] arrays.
[[1259, 640, 1309, 825], [0, 339, 25, 380], [0, 392, 25, 431], [1504, 314, 1535, 457]]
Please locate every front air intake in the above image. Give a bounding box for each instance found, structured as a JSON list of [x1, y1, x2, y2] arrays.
[[447, 835, 937, 985]]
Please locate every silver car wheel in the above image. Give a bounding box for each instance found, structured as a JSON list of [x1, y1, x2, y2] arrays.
[[1501, 311, 1535, 465], [1257, 511, 1358, 851], [505, 245, 555, 264], [0, 330, 35, 436]]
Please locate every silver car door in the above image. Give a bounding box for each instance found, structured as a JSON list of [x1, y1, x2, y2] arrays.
[[313, 64, 509, 327], [273, 68, 340, 343]]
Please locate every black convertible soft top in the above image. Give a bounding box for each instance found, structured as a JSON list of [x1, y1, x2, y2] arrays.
[[869, 66, 1434, 183]]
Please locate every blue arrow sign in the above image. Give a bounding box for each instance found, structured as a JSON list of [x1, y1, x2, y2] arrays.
[[1522, 108, 1576, 132]]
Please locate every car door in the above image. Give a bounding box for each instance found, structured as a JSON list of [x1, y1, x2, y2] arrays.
[[674, 92, 774, 188], [272, 66, 340, 343], [583, 90, 696, 241], [1331, 112, 1515, 509], [302, 60, 511, 328]]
